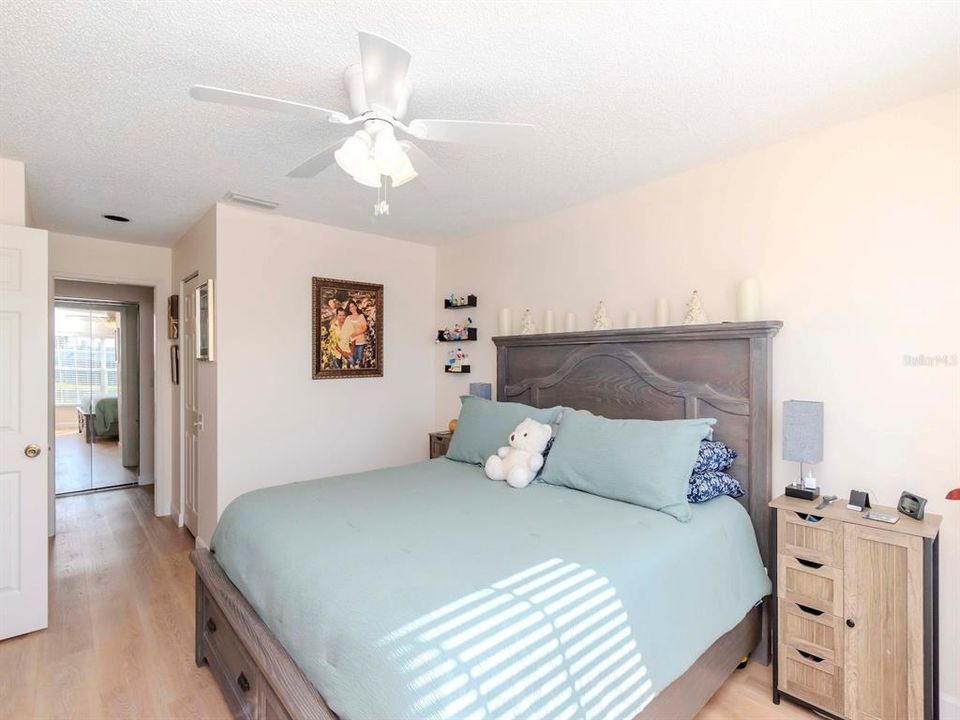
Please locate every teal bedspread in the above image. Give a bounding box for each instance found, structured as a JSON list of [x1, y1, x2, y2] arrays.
[[211, 459, 771, 720], [91, 396, 118, 435]]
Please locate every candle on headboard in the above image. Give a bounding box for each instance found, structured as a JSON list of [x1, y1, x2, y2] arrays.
[[498, 308, 512, 336], [737, 279, 761, 322], [564, 312, 577, 332], [654, 299, 669, 327], [543, 310, 555, 333]]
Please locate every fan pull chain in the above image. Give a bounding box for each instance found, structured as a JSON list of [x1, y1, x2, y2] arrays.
[[374, 175, 390, 217]]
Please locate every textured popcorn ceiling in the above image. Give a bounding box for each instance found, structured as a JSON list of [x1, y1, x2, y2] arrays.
[[1, 0, 957, 246]]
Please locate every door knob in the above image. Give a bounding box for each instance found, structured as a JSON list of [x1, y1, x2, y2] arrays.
[[846, 618, 856, 628], [24, 443, 41, 458]]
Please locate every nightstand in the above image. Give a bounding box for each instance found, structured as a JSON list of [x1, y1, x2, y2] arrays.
[[429, 431, 452, 459], [769, 494, 941, 720]]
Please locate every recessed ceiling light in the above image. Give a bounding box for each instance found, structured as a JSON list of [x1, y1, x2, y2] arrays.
[[102, 214, 130, 223]]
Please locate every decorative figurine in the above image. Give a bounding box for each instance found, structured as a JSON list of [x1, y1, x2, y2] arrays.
[[439, 316, 474, 341], [592, 300, 612, 330], [519, 309, 537, 334], [446, 347, 470, 372], [682, 290, 708, 325]]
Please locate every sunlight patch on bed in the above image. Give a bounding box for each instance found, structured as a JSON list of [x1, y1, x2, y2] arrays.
[[379, 559, 655, 720]]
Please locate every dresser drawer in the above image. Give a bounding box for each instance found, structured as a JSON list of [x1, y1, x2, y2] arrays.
[[778, 642, 844, 716], [777, 554, 844, 616], [778, 510, 843, 567], [203, 589, 260, 719], [778, 599, 843, 663]]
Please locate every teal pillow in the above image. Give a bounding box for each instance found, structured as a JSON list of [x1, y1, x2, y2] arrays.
[[446, 396, 562, 466], [540, 412, 717, 521]]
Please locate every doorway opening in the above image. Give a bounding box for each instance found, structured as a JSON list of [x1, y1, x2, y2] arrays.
[[52, 280, 155, 497]]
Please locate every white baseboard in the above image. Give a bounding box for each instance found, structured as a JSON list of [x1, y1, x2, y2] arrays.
[[195, 535, 209, 550], [169, 504, 182, 527], [138, 473, 155, 486], [942, 692, 960, 720]]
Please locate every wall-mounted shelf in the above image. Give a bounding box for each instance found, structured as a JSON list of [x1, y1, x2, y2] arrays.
[[444, 294, 477, 309], [437, 328, 477, 342], [444, 365, 471, 374]]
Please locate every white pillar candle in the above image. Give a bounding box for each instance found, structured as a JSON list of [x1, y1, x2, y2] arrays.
[[543, 310, 555, 333], [654, 298, 669, 327], [564, 312, 577, 332], [736, 279, 761, 322], [625, 310, 639, 328], [498, 308, 512, 336]]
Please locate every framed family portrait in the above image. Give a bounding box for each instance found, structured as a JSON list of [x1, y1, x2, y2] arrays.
[[312, 277, 384, 379], [196, 279, 214, 361]]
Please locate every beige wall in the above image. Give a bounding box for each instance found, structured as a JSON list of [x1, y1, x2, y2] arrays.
[[213, 204, 437, 530], [171, 207, 217, 541], [0, 158, 27, 226], [436, 89, 960, 707], [48, 232, 173, 519]]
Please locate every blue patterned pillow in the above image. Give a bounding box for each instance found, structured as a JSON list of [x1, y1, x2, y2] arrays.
[[693, 440, 737, 474], [688, 470, 745, 503]]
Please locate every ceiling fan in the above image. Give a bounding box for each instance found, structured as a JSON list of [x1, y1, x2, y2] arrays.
[[190, 31, 534, 213]]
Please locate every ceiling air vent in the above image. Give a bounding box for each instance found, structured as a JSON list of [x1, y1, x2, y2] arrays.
[[223, 192, 279, 210]]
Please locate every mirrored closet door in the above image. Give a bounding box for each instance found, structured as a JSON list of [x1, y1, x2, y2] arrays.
[[53, 301, 140, 494]]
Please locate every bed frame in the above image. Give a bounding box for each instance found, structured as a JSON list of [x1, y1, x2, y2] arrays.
[[192, 320, 782, 720]]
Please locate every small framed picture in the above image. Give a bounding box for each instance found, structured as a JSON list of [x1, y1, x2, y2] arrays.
[[312, 277, 383, 379], [196, 279, 214, 361], [167, 294, 179, 339]]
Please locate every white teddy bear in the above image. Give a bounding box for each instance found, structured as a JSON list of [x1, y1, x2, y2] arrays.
[[484, 417, 553, 488]]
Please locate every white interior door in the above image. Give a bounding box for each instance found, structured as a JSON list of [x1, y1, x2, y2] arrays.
[[0, 224, 49, 640], [181, 277, 199, 535]]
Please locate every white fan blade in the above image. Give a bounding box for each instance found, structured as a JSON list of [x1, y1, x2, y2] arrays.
[[190, 85, 348, 124], [358, 31, 411, 117], [406, 119, 535, 145], [401, 142, 443, 191], [286, 141, 343, 178]]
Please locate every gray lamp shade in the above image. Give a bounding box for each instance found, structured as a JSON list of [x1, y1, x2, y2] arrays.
[[782, 400, 824, 464], [469, 382, 492, 400]]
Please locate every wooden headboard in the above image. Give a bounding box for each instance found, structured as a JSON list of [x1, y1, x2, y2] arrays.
[[493, 320, 782, 574]]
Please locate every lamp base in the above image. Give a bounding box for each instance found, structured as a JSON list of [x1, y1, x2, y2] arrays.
[[785, 483, 820, 501]]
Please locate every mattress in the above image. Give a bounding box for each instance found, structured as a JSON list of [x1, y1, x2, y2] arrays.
[[211, 458, 771, 720]]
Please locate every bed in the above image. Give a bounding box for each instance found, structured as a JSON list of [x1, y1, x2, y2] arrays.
[[76, 395, 119, 443], [192, 320, 782, 720]]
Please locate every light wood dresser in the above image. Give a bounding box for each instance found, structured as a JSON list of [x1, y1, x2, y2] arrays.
[[770, 494, 941, 720]]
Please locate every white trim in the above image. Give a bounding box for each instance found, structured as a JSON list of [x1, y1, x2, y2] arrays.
[[169, 504, 183, 528], [942, 692, 960, 720], [49, 269, 171, 519], [195, 534, 209, 550]]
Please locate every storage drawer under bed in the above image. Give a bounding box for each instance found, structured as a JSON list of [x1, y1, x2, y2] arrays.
[[199, 585, 292, 720]]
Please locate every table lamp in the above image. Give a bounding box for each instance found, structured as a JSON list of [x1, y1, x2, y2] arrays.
[[783, 400, 824, 500]]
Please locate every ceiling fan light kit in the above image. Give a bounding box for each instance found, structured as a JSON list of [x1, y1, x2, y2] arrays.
[[190, 30, 534, 214]]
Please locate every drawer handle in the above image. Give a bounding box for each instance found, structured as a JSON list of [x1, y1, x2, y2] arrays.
[[796, 558, 824, 570], [794, 511, 823, 523], [206, 618, 217, 633], [237, 672, 251, 693], [796, 649, 824, 663], [846, 618, 856, 628], [795, 603, 824, 617]]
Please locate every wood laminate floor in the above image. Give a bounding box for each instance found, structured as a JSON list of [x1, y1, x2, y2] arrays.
[[0, 486, 818, 720], [55, 431, 138, 494]]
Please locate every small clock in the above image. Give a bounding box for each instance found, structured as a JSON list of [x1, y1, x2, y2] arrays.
[[897, 491, 927, 521]]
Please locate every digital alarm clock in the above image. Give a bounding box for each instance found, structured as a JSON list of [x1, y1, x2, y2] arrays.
[[897, 491, 927, 521]]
